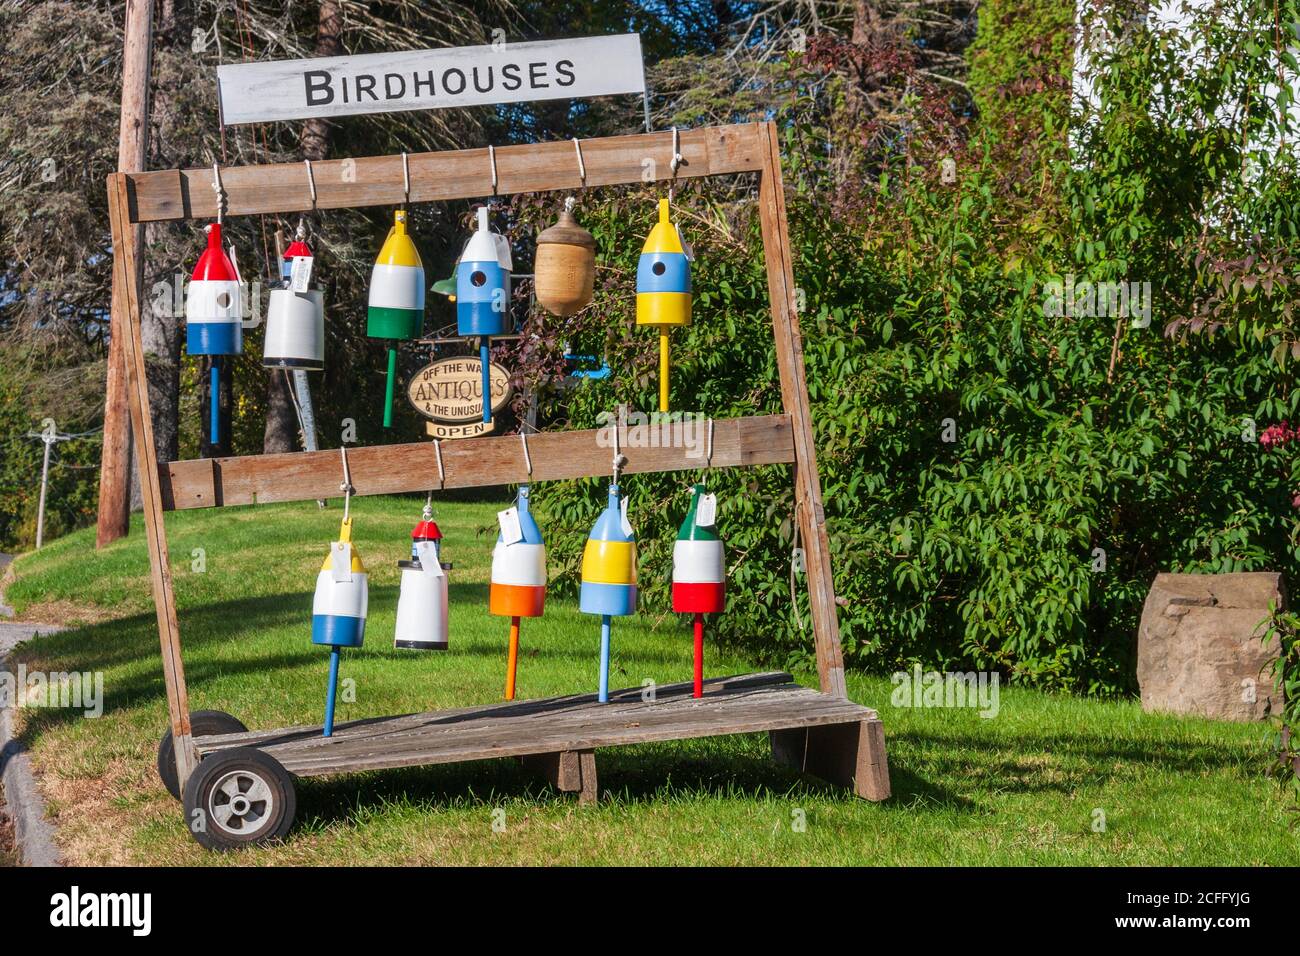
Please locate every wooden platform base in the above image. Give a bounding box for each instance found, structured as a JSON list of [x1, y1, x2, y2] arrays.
[[198, 672, 890, 802]]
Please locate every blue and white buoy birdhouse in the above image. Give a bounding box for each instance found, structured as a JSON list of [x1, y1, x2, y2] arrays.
[[455, 207, 512, 425]]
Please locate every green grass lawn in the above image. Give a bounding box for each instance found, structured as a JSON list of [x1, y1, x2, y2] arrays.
[[4, 495, 1296, 865]]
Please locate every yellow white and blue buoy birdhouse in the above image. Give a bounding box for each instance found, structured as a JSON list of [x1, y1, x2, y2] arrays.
[[312, 516, 368, 736]]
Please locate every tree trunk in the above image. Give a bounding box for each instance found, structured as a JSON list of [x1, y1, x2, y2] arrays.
[[263, 0, 343, 455], [131, 0, 185, 502]]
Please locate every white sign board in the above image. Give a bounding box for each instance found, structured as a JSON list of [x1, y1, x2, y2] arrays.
[[217, 34, 646, 126]]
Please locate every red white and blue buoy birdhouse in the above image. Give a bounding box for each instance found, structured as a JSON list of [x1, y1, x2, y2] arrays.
[[394, 505, 450, 652], [490, 485, 546, 699], [672, 484, 725, 698], [456, 207, 512, 425], [186, 222, 243, 357], [312, 517, 368, 736], [636, 198, 691, 412], [579, 483, 637, 702], [264, 234, 324, 371]]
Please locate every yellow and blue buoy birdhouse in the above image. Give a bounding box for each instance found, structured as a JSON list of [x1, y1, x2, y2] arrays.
[[394, 507, 450, 652], [367, 209, 425, 427], [579, 483, 637, 702], [264, 235, 324, 371], [635, 198, 691, 412], [312, 517, 368, 736]]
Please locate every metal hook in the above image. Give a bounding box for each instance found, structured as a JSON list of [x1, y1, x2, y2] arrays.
[[520, 431, 532, 477], [573, 137, 586, 187], [423, 489, 433, 520], [612, 405, 627, 483], [669, 127, 682, 201], [401, 151, 411, 208], [433, 438, 445, 490], [304, 159, 318, 210], [339, 446, 354, 521], [488, 144, 498, 195], [211, 162, 226, 225]]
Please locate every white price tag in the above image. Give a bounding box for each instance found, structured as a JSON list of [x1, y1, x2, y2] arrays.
[[498, 506, 524, 544], [695, 493, 717, 528], [289, 255, 314, 292], [415, 539, 445, 577], [330, 542, 353, 582], [619, 497, 634, 538]]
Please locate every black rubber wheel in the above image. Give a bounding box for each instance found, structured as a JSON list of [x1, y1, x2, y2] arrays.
[[157, 710, 248, 800], [182, 748, 296, 852]]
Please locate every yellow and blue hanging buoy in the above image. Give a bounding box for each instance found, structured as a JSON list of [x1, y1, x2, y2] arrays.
[[579, 483, 637, 702], [635, 197, 691, 412], [367, 209, 425, 428]]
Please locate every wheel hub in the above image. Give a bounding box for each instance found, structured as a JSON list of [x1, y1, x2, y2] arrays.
[[208, 769, 274, 836]]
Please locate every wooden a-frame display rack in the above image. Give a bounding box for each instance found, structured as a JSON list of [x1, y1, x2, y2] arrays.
[[106, 121, 889, 847]]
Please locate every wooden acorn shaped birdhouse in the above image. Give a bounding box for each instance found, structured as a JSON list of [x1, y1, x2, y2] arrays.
[[534, 199, 595, 317], [579, 482, 637, 702], [636, 198, 691, 412], [367, 209, 425, 427], [312, 516, 368, 736], [490, 485, 547, 700], [264, 234, 324, 371], [672, 484, 725, 698], [394, 505, 451, 652], [456, 206, 513, 425]]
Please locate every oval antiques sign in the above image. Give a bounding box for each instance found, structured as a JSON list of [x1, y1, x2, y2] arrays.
[[407, 357, 512, 424]]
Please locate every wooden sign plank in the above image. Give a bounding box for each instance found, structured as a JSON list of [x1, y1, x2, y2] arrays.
[[159, 413, 795, 511], [122, 123, 767, 223], [218, 34, 646, 126]]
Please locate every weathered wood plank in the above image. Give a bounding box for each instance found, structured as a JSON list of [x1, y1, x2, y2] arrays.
[[196, 673, 878, 779], [771, 718, 891, 802], [126, 124, 767, 223], [160, 414, 793, 511]]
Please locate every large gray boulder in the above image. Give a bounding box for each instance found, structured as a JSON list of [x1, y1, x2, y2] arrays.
[[1137, 572, 1284, 721]]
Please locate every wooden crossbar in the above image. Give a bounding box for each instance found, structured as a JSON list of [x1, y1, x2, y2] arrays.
[[122, 124, 766, 223], [159, 414, 794, 510]]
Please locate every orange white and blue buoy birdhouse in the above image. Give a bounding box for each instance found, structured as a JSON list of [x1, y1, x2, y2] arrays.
[[264, 233, 324, 371], [579, 483, 637, 702], [312, 517, 368, 736], [456, 207, 512, 425], [636, 198, 691, 412], [672, 484, 725, 698], [367, 209, 425, 428], [490, 485, 546, 699], [394, 505, 450, 652]]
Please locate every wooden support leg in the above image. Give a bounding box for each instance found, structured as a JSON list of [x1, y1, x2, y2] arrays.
[[520, 749, 598, 805], [770, 718, 890, 801]]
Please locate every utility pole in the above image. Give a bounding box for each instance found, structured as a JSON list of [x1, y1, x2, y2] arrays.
[[28, 420, 77, 550], [96, 0, 155, 548]]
